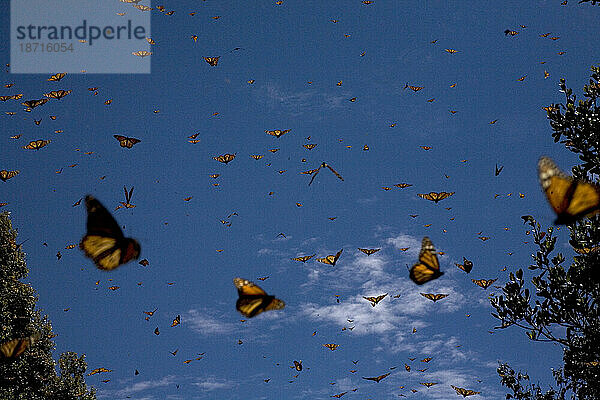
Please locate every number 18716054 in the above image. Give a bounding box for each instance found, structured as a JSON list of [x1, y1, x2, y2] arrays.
[[19, 43, 74, 53]]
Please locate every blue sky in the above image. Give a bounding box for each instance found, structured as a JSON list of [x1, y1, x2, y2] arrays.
[[2, 1, 599, 399]]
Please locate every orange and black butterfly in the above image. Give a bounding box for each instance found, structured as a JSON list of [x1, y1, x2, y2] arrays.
[[21, 98, 48, 108], [213, 153, 236, 164], [417, 192, 455, 203], [0, 332, 40, 359], [87, 367, 112, 376], [292, 360, 302, 371], [504, 29, 519, 36], [395, 183, 412, 188], [44, 90, 72, 100], [451, 385, 481, 397], [303, 143, 317, 150], [119, 186, 136, 209], [316, 249, 343, 266], [132, 51, 152, 57], [47, 72, 66, 81], [265, 129, 291, 138], [455, 257, 473, 273], [420, 293, 448, 302], [362, 372, 391, 383], [114, 135, 141, 148], [22, 139, 51, 150], [409, 237, 443, 285], [405, 83, 424, 92], [471, 278, 496, 289], [0, 170, 20, 182], [363, 293, 388, 307], [538, 156, 600, 224], [308, 162, 344, 185], [322, 343, 339, 351], [291, 254, 316, 263], [80, 195, 141, 270], [204, 57, 220, 66], [171, 315, 180, 327], [358, 248, 380, 256], [445, 49, 458, 54], [233, 278, 285, 318], [250, 154, 264, 160]]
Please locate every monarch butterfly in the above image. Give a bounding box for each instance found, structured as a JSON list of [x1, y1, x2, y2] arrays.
[[363, 293, 387, 307], [21, 98, 48, 108], [349, 97, 357, 102], [451, 385, 481, 397], [47, 72, 66, 81], [331, 392, 348, 398], [316, 249, 343, 266], [409, 237, 443, 285], [363, 144, 369, 151], [139, 259, 149, 266], [544, 70, 550, 79], [132, 51, 152, 57], [0, 332, 41, 359], [418, 192, 455, 203], [322, 343, 339, 351], [538, 156, 600, 224], [362, 372, 391, 382], [504, 29, 519, 36], [405, 84, 424, 92], [421, 357, 432, 362], [154, 327, 160, 335], [291, 254, 316, 263], [495, 164, 504, 176], [265, 129, 291, 138], [22, 139, 51, 150], [204, 57, 220, 66], [420, 382, 438, 387], [420, 293, 448, 302], [517, 75, 527, 81], [119, 186, 136, 209], [146, 37, 155, 44], [80, 195, 141, 270], [293, 360, 302, 371], [213, 153, 236, 164], [171, 315, 180, 327], [445, 49, 458, 54], [358, 248, 380, 255], [420, 146, 432, 150], [44, 90, 72, 100], [308, 162, 344, 185], [133, 4, 152, 11], [114, 135, 141, 148], [455, 257, 473, 273], [233, 277, 285, 318], [303, 143, 317, 150], [394, 183, 412, 188], [87, 367, 112, 376], [0, 170, 19, 182], [471, 278, 496, 289]]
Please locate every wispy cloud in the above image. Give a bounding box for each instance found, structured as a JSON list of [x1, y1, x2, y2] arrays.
[[113, 376, 175, 397], [186, 308, 235, 335], [192, 376, 234, 391], [255, 82, 350, 116]]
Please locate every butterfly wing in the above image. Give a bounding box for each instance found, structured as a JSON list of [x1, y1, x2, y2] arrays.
[[234, 278, 284, 317], [409, 237, 443, 285], [80, 196, 140, 270]]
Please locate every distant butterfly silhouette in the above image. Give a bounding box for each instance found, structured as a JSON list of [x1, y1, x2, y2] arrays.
[[233, 278, 285, 318], [418, 192, 454, 203], [409, 237, 443, 285], [362, 372, 391, 382], [420, 293, 448, 302], [472, 278, 496, 289], [114, 135, 141, 148], [451, 385, 481, 397], [323, 343, 339, 351], [455, 257, 473, 273], [363, 293, 388, 307], [358, 248, 380, 256], [265, 129, 291, 138], [308, 162, 344, 185], [495, 164, 504, 176], [204, 57, 220, 66], [291, 254, 316, 263], [316, 249, 343, 266], [213, 153, 236, 164]]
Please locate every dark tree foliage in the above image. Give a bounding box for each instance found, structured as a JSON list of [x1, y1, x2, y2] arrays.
[[0, 212, 96, 399], [491, 66, 600, 400]]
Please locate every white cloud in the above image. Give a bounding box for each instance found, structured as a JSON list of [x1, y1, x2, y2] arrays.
[[186, 308, 235, 335], [114, 376, 175, 397], [192, 377, 232, 391]]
